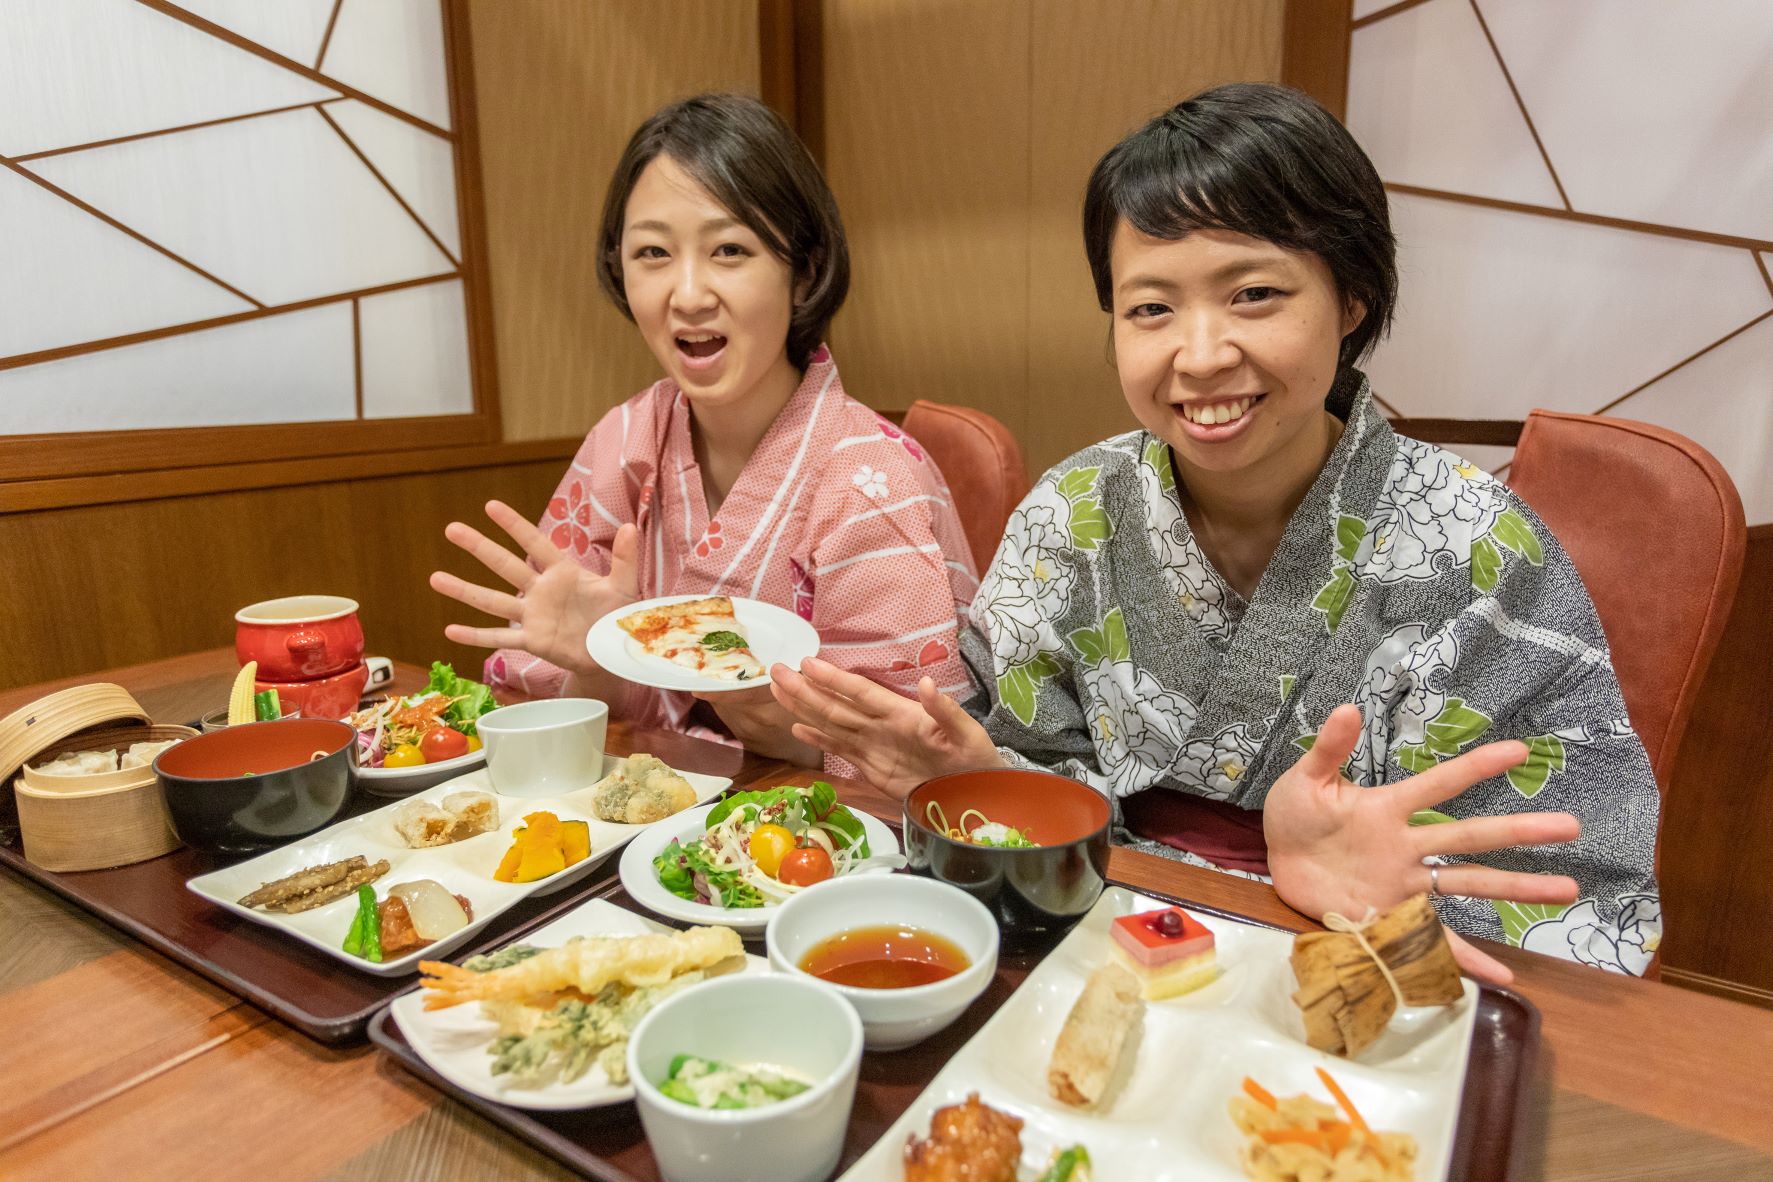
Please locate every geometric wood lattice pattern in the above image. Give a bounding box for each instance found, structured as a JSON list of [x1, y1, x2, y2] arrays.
[[0, 0, 483, 443], [1347, 0, 1773, 521]]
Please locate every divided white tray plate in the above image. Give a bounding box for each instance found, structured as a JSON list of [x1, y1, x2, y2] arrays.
[[838, 886, 1479, 1182], [618, 801, 899, 936], [585, 595, 821, 693], [387, 897, 769, 1111], [186, 757, 732, 977]]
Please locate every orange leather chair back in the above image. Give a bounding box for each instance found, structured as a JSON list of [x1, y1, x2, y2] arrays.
[[899, 400, 1032, 571], [1507, 410, 1746, 792]]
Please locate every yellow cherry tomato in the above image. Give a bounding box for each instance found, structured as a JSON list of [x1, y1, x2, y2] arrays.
[[748, 823, 796, 878], [383, 743, 426, 768], [465, 735, 483, 753]]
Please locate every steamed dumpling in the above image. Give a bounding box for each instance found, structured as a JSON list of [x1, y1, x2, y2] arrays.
[[32, 749, 120, 776], [121, 739, 180, 769]]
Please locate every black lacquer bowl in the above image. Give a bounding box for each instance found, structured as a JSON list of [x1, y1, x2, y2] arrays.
[[903, 768, 1111, 948], [155, 718, 356, 854]]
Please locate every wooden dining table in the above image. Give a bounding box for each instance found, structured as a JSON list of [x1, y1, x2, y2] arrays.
[[2, 650, 1770, 1182]]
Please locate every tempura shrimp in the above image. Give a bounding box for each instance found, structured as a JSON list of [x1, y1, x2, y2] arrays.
[[420, 925, 744, 1010]]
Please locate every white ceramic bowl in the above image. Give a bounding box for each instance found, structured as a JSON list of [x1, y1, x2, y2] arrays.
[[765, 873, 998, 1051], [475, 698, 607, 798], [627, 974, 863, 1182]]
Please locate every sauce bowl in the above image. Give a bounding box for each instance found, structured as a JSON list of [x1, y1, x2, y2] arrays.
[[764, 873, 998, 1051]]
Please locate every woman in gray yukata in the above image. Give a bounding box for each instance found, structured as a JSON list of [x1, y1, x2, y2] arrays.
[[771, 83, 1659, 981]]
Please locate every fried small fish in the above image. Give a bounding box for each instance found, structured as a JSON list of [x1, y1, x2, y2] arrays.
[[238, 855, 391, 913]]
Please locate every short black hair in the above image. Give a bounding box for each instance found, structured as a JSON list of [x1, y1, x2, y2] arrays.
[[596, 93, 848, 370], [1083, 82, 1396, 369]]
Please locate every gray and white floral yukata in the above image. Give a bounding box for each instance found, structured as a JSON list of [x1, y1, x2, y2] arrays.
[[959, 371, 1661, 976]]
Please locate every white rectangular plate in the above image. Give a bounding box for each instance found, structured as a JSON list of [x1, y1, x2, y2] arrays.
[[387, 897, 768, 1110], [838, 887, 1478, 1181], [186, 755, 731, 976]]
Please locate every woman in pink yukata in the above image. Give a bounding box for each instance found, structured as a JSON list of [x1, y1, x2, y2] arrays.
[[430, 94, 978, 768]]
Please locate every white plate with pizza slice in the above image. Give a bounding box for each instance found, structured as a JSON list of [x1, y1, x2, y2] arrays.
[[586, 594, 820, 692]]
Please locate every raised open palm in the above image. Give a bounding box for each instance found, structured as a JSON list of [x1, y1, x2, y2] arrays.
[[769, 657, 1003, 799], [1264, 704, 1581, 984], [430, 499, 639, 677]]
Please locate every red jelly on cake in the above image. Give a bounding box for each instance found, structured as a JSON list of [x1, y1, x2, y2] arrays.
[[1108, 907, 1217, 999]]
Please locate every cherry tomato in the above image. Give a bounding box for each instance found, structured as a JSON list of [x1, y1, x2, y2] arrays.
[[420, 726, 470, 763], [748, 823, 796, 878], [465, 734, 483, 753], [778, 845, 834, 887], [384, 743, 426, 768]]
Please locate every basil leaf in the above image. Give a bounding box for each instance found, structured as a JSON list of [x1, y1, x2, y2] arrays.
[[701, 630, 749, 652]]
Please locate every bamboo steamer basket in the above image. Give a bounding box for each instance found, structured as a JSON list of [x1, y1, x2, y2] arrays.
[[1, 684, 191, 872]]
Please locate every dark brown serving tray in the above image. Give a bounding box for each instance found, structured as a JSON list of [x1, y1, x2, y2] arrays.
[[369, 877, 1542, 1182], [0, 726, 775, 1045]]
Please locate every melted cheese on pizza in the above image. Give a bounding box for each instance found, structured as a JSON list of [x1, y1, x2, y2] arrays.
[[617, 597, 766, 681]]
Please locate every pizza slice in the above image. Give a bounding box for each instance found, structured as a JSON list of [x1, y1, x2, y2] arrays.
[[616, 596, 767, 682]]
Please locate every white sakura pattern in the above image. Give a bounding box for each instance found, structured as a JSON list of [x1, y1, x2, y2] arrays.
[[1521, 894, 1661, 976], [1362, 438, 1507, 584], [1079, 660, 1198, 796], [971, 495, 1075, 671], [1137, 446, 1234, 641], [1170, 722, 1262, 801], [1346, 622, 1462, 781], [850, 464, 889, 499]]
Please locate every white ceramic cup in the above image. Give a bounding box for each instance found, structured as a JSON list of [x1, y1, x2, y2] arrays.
[[765, 873, 999, 1051], [627, 974, 863, 1182], [475, 698, 608, 798]]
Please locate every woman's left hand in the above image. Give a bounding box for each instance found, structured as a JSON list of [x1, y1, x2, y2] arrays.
[[1263, 704, 1581, 985], [692, 684, 823, 767]]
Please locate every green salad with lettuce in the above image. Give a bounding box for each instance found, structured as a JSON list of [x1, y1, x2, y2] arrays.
[[652, 782, 871, 908]]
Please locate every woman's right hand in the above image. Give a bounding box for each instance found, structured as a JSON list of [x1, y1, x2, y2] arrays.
[[429, 499, 639, 677], [769, 657, 1003, 799]]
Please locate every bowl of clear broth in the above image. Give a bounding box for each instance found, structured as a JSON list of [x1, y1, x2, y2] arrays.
[[764, 873, 997, 1051]]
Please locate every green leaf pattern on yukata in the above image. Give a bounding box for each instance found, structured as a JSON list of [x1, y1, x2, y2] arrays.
[[1493, 899, 1571, 948], [1393, 697, 1493, 773], [1142, 436, 1176, 493], [1067, 607, 1130, 667], [1055, 466, 1114, 551], [1491, 509, 1544, 566], [1506, 734, 1568, 798], [1470, 536, 1504, 594], [1335, 514, 1367, 563], [998, 651, 1063, 727], [1311, 566, 1356, 633]]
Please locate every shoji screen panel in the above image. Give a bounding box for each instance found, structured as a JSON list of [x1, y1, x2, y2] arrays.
[[0, 0, 496, 478], [1344, 0, 1773, 519]]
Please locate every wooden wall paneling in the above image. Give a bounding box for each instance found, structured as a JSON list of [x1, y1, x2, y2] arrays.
[[442, 0, 505, 452], [1661, 524, 1773, 1007], [1026, 0, 1285, 473], [1281, 0, 1352, 119], [0, 456, 576, 695], [818, 0, 1033, 454], [466, 0, 762, 444]]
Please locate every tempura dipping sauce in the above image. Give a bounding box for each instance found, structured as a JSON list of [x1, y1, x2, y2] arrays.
[[797, 925, 971, 988]]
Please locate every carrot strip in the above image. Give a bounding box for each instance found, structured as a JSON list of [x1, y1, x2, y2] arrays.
[[1325, 1121, 1352, 1156], [1315, 1068, 1371, 1136], [1258, 1129, 1327, 1147], [1242, 1077, 1279, 1110]]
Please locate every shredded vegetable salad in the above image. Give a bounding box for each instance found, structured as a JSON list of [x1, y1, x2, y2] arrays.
[[347, 662, 497, 769], [652, 782, 871, 908]]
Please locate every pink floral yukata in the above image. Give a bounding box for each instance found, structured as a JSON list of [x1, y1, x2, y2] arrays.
[[487, 346, 980, 772]]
